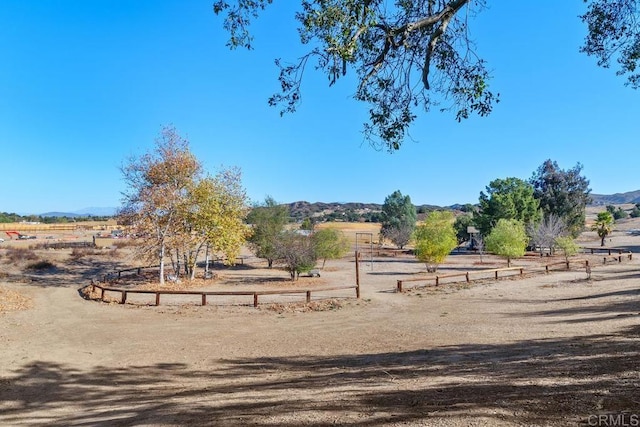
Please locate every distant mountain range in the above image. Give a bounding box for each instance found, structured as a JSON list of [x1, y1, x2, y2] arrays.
[[33, 190, 640, 218], [38, 207, 117, 217]]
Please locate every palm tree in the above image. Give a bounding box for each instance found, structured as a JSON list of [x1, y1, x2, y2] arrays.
[[592, 211, 614, 246]]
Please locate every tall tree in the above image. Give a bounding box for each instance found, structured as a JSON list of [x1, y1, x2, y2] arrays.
[[414, 211, 458, 272], [530, 160, 591, 237], [475, 177, 541, 236], [380, 190, 417, 249], [119, 126, 202, 285], [592, 211, 614, 246], [485, 218, 528, 267], [246, 196, 289, 267], [215, 1, 639, 150]]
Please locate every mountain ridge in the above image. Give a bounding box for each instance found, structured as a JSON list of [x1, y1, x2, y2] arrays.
[[32, 190, 640, 218]]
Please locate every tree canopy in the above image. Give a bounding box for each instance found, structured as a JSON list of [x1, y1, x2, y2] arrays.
[[530, 160, 591, 237], [246, 196, 289, 267], [475, 177, 541, 236], [380, 190, 417, 249], [485, 218, 528, 267], [414, 210, 458, 272], [214, 1, 640, 150], [312, 227, 351, 268]]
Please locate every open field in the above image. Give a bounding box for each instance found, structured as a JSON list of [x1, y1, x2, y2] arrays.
[[1, 219, 639, 426]]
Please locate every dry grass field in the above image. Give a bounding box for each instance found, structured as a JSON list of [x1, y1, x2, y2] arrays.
[[1, 216, 639, 426]]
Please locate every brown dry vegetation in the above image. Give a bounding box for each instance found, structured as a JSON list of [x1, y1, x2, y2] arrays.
[[1, 218, 639, 426]]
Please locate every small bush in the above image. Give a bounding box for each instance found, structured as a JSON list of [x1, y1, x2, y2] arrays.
[[27, 260, 55, 270], [5, 247, 39, 264], [69, 247, 99, 261]]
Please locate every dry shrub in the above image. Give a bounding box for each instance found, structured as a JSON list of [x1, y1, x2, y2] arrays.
[[5, 247, 39, 264], [69, 247, 99, 261], [26, 260, 55, 271], [104, 248, 122, 259]]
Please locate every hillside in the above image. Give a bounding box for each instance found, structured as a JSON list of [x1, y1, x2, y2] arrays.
[[286, 201, 443, 222], [590, 190, 640, 205]]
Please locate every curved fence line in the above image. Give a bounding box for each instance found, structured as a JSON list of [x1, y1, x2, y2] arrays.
[[88, 282, 359, 307]]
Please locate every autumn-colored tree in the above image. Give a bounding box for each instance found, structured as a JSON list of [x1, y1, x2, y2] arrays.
[[184, 167, 250, 278], [120, 126, 202, 285], [119, 126, 249, 283]]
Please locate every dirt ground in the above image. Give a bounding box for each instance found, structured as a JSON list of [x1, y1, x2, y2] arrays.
[[1, 219, 639, 426]]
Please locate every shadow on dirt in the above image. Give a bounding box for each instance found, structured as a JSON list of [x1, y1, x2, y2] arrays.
[[1, 326, 637, 426]]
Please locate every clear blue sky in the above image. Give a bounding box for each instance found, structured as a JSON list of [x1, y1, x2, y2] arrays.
[[1, 1, 638, 214]]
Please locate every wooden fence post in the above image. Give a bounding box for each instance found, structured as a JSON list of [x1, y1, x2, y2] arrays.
[[202, 294, 207, 306], [397, 280, 403, 293], [306, 291, 311, 303], [355, 251, 361, 298], [253, 293, 258, 308], [465, 272, 470, 283], [121, 290, 127, 304], [155, 293, 160, 306]]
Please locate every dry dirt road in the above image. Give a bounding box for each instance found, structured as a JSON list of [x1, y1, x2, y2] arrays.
[[1, 231, 639, 426]]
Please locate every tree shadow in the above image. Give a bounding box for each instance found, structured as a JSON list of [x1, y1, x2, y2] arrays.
[[2, 328, 638, 426]]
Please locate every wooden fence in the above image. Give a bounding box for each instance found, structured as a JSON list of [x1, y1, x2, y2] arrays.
[[89, 282, 359, 307], [396, 266, 525, 292], [395, 252, 632, 293]]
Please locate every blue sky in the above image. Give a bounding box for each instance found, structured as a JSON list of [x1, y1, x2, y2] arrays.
[[1, 1, 638, 214]]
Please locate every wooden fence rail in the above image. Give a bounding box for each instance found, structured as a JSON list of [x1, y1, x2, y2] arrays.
[[90, 283, 358, 307], [396, 252, 633, 293], [582, 247, 629, 256], [396, 266, 524, 292]]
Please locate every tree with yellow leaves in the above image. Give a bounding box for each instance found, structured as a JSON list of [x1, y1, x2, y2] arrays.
[[119, 126, 248, 284]]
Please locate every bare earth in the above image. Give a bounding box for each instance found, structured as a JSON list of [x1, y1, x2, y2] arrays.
[[1, 220, 639, 426]]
